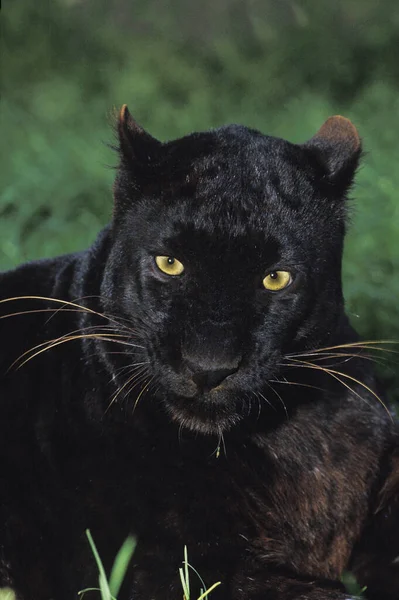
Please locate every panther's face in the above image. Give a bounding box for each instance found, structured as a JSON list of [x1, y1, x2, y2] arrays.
[[100, 108, 361, 434]]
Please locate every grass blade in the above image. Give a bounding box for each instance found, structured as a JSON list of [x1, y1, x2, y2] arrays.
[[184, 545, 190, 600], [179, 567, 191, 600], [109, 536, 136, 597], [197, 582, 222, 599], [85, 529, 113, 600]]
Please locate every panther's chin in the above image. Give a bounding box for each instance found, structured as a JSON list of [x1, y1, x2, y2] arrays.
[[162, 389, 243, 435]]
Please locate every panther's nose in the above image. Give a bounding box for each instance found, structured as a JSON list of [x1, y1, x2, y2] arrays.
[[185, 361, 239, 392]]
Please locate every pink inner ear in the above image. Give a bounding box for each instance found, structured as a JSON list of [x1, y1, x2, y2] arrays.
[[313, 115, 360, 153]]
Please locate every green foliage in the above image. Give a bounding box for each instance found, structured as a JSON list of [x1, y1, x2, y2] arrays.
[[179, 545, 221, 599], [79, 530, 136, 599], [0, 589, 17, 600], [1, 0, 398, 400], [80, 534, 219, 600]]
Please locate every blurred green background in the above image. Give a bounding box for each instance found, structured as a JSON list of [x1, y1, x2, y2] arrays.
[[1, 0, 398, 401]]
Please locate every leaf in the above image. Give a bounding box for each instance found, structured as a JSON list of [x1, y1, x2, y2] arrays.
[[85, 529, 113, 600], [109, 536, 136, 597]]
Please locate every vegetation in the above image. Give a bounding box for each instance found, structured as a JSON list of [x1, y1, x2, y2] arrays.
[[81, 532, 219, 600], [80, 531, 136, 600], [1, 0, 398, 402]]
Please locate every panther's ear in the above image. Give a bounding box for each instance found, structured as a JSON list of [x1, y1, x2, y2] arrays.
[[117, 104, 161, 164], [304, 116, 362, 191]]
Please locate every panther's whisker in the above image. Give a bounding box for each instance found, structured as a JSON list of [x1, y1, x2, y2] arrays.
[[0, 295, 108, 319], [293, 353, 387, 370], [0, 295, 140, 337], [251, 391, 262, 421], [125, 369, 152, 404], [287, 340, 399, 357], [0, 307, 89, 320], [257, 390, 277, 412], [287, 360, 375, 416], [221, 431, 227, 457], [11, 326, 134, 368], [217, 430, 227, 458], [132, 375, 154, 414], [82, 348, 145, 364], [0, 307, 133, 344], [264, 381, 289, 419], [13, 333, 142, 372], [112, 361, 150, 378], [43, 294, 134, 329], [151, 384, 160, 398], [310, 353, 391, 370], [112, 365, 148, 382], [286, 350, 393, 368], [271, 375, 326, 394], [285, 358, 392, 420], [106, 364, 149, 411], [178, 422, 185, 447]]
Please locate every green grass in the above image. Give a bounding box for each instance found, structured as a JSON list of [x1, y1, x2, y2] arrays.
[[0, 589, 17, 600], [178, 546, 221, 600], [81, 532, 220, 600], [79, 530, 136, 600]]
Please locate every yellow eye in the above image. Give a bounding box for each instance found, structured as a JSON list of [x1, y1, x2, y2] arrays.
[[155, 256, 184, 276], [262, 270, 292, 291]]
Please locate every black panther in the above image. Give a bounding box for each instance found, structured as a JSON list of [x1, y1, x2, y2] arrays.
[[0, 108, 398, 599]]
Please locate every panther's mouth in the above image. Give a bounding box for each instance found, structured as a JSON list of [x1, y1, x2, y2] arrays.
[[164, 399, 243, 435], [161, 383, 243, 435]]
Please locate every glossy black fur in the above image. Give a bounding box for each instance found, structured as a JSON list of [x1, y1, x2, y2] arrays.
[[0, 114, 398, 599]]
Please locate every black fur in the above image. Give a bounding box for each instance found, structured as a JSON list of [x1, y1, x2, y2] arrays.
[[0, 112, 398, 599]]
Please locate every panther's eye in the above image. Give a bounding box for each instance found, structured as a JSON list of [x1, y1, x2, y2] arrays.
[[155, 256, 185, 276], [262, 270, 292, 291]]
